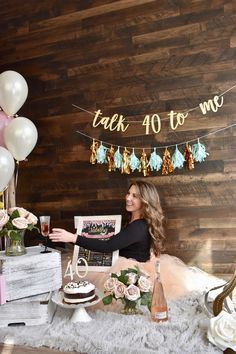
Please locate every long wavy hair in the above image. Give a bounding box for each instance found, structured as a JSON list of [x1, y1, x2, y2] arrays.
[[126, 180, 165, 256]]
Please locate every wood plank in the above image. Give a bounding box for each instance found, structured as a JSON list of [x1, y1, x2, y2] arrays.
[[0, 343, 77, 354]]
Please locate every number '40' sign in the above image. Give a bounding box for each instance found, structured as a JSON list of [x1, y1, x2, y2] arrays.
[[64, 258, 88, 281]]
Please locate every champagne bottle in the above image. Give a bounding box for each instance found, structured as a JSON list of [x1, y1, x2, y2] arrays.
[[151, 260, 168, 322]]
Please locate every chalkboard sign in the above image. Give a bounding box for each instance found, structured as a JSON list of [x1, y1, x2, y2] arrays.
[[73, 215, 121, 272]]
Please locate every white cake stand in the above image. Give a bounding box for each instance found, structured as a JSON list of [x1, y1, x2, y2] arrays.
[[52, 289, 102, 323]]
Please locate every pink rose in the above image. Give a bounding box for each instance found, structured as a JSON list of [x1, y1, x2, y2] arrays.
[[138, 275, 152, 292], [114, 281, 126, 299], [127, 272, 138, 285], [125, 284, 140, 301], [12, 217, 28, 229], [104, 277, 117, 292], [0, 210, 9, 230], [26, 212, 38, 225]]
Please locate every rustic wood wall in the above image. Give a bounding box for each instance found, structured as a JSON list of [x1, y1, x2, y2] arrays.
[[0, 0, 236, 275]]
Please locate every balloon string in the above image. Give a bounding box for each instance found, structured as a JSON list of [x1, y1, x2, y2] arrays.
[[15, 161, 19, 190], [2, 191, 5, 209]]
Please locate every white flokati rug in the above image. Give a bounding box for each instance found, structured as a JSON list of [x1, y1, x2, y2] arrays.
[[0, 293, 221, 354]]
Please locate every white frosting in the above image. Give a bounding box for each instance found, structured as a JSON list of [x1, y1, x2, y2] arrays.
[[64, 281, 95, 294], [64, 294, 95, 304]]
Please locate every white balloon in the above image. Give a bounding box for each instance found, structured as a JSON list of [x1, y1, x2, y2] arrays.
[[0, 71, 28, 116], [0, 146, 15, 192], [4, 117, 38, 161]]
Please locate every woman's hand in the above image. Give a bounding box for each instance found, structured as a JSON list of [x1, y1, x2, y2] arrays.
[[49, 228, 77, 243]]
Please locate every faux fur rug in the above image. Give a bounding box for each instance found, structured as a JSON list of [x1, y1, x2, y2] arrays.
[[0, 293, 221, 354]]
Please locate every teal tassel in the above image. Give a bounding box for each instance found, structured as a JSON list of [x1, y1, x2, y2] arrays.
[[114, 146, 122, 169], [96, 142, 107, 164], [149, 148, 162, 171], [172, 145, 185, 169], [129, 149, 140, 172], [192, 139, 209, 162]]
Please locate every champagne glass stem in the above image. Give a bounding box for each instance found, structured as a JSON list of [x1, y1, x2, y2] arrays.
[[44, 236, 49, 252]]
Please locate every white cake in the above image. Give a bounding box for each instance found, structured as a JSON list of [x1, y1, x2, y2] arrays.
[[63, 281, 96, 304]]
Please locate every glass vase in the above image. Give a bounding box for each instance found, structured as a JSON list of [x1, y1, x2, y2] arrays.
[[5, 230, 27, 256], [121, 300, 142, 315]]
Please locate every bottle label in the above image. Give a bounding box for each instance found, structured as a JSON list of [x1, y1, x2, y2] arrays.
[[154, 311, 167, 320]]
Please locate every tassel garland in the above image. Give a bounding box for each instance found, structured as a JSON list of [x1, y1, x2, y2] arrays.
[[89, 140, 209, 176]]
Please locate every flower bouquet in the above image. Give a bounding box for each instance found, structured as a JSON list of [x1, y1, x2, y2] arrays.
[[102, 266, 152, 314], [0, 207, 38, 256]]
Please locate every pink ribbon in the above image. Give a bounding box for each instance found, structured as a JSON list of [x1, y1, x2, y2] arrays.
[[0, 274, 6, 305]]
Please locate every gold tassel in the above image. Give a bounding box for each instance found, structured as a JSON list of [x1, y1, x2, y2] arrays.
[[161, 148, 174, 175], [121, 147, 131, 174], [90, 139, 99, 164], [184, 143, 194, 170], [107, 145, 115, 172], [139, 149, 150, 177]]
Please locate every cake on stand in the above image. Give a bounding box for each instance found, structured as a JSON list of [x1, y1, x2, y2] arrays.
[[52, 289, 103, 323], [54, 255, 103, 322]]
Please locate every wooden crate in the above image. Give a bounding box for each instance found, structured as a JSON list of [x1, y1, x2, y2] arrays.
[[0, 292, 56, 327], [0, 246, 62, 301]]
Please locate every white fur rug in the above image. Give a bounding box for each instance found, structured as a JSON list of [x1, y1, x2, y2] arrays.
[[0, 293, 221, 354]]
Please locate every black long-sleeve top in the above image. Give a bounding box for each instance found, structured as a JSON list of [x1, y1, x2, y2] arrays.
[[75, 219, 151, 262]]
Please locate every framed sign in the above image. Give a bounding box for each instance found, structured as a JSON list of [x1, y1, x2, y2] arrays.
[[72, 215, 122, 272]]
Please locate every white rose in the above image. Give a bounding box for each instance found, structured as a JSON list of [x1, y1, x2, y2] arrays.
[[26, 212, 38, 225], [139, 268, 151, 278], [0, 209, 9, 230], [104, 277, 117, 292], [12, 217, 28, 229], [138, 275, 152, 292], [8, 207, 28, 218], [114, 281, 126, 299], [207, 311, 236, 351], [125, 284, 140, 301], [127, 272, 138, 285]]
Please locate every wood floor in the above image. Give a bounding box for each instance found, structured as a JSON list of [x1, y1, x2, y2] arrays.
[[0, 343, 79, 354]]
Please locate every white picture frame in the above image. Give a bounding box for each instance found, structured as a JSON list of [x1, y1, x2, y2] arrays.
[[72, 215, 122, 272]]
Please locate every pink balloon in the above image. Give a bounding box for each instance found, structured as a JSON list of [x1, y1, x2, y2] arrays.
[[0, 111, 13, 147]]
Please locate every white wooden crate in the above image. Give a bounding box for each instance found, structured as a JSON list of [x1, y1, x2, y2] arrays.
[[0, 246, 62, 301], [0, 292, 56, 327]]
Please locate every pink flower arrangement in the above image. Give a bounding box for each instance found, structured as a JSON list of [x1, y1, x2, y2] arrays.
[[0, 207, 38, 240], [103, 266, 152, 313]]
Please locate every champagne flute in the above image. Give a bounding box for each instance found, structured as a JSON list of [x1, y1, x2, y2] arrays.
[[40, 216, 52, 253]]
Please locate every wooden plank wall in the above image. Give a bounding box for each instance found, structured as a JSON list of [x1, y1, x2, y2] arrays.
[[0, 0, 236, 275]]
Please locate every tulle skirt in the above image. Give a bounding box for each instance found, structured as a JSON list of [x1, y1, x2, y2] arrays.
[[70, 253, 225, 313]]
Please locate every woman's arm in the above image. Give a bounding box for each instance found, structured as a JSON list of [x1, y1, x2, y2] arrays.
[[49, 220, 148, 252], [76, 220, 148, 252]]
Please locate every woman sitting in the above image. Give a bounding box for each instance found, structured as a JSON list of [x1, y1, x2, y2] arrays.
[[49, 180, 223, 312]]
